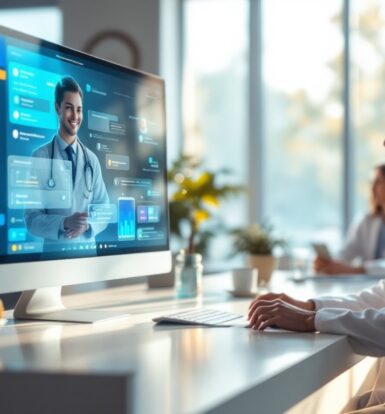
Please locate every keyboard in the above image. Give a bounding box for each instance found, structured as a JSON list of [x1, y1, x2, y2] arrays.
[[152, 308, 245, 327]]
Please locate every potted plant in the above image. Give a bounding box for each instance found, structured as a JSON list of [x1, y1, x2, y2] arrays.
[[147, 154, 244, 290], [232, 223, 286, 286], [148, 155, 243, 297], [168, 155, 243, 255]]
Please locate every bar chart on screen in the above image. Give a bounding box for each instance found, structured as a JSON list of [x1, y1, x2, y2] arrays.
[[118, 197, 135, 240]]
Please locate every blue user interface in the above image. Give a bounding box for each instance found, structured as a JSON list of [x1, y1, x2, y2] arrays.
[[0, 26, 169, 262]]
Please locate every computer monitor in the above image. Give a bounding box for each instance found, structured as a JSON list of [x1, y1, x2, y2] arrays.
[[0, 25, 171, 323]]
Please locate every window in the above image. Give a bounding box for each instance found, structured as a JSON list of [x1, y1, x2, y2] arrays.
[[262, 0, 344, 247], [183, 0, 249, 268], [167, 0, 385, 266], [0, 7, 62, 43], [351, 1, 385, 221]]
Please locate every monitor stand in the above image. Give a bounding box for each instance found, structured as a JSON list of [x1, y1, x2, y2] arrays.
[[13, 287, 131, 323]]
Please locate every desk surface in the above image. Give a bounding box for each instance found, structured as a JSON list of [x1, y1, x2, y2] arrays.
[[0, 272, 379, 414]]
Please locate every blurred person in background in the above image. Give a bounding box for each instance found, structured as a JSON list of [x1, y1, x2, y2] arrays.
[[314, 164, 385, 277]]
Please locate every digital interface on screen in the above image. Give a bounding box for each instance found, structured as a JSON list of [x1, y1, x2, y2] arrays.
[[0, 26, 169, 262]]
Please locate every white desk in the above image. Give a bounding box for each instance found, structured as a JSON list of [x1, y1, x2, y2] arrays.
[[0, 272, 381, 414]]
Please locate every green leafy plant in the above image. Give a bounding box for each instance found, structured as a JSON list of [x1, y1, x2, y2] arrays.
[[231, 223, 286, 256], [168, 154, 244, 255]]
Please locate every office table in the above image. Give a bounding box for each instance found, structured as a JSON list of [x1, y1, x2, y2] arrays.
[[0, 272, 381, 414]]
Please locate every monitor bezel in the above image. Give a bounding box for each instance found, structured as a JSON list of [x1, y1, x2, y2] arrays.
[[0, 250, 171, 294]]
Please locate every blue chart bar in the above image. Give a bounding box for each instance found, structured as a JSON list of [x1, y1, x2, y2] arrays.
[[119, 217, 135, 238], [118, 198, 135, 240]]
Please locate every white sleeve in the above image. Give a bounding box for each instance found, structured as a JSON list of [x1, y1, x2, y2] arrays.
[[315, 307, 385, 355], [25, 208, 65, 240], [313, 279, 385, 355], [363, 259, 385, 276], [337, 220, 363, 262], [312, 279, 385, 311]]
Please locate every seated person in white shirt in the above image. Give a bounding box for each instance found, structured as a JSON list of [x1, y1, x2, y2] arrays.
[[248, 284, 385, 413], [314, 164, 385, 276], [248, 150, 385, 412]]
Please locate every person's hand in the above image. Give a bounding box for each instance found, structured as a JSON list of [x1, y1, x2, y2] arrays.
[[313, 256, 329, 273], [247, 298, 316, 332], [313, 256, 363, 275], [248, 293, 315, 332], [248, 292, 315, 319], [64, 212, 89, 239]]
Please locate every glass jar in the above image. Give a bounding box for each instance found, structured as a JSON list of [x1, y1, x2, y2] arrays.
[[175, 251, 203, 298]]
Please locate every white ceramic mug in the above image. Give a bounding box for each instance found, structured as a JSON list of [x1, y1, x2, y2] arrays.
[[232, 268, 258, 295]]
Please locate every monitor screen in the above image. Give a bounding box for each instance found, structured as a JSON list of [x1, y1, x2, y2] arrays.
[[0, 25, 169, 266]]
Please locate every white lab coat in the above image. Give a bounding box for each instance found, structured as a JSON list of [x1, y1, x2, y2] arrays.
[[313, 281, 385, 355], [25, 136, 109, 248], [313, 284, 385, 411], [338, 214, 385, 276]]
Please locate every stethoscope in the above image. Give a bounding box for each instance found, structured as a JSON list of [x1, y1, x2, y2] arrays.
[[47, 137, 94, 196]]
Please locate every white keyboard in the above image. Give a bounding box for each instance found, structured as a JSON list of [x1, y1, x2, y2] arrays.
[[152, 308, 245, 327]]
